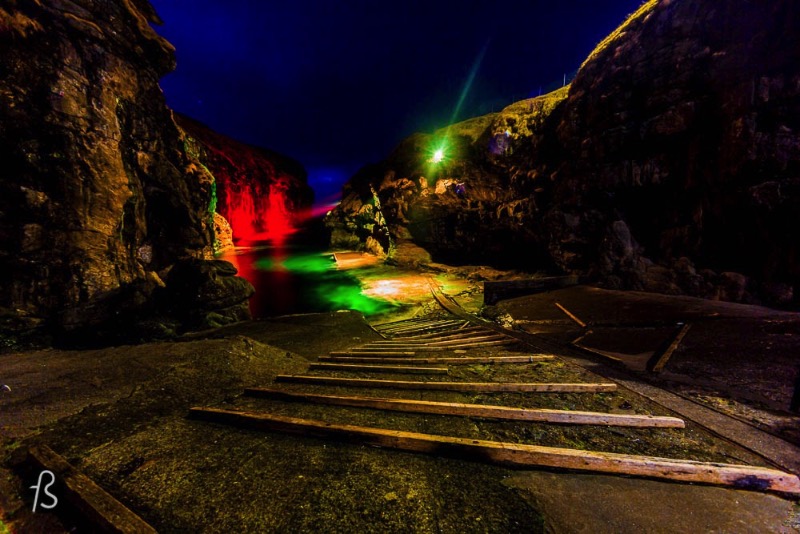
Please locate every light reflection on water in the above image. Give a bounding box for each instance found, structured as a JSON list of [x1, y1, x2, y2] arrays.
[[219, 245, 398, 318]]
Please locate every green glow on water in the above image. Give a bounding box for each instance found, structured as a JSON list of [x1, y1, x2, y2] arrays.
[[283, 254, 333, 274], [316, 283, 397, 315], [252, 250, 397, 316], [253, 253, 333, 274]]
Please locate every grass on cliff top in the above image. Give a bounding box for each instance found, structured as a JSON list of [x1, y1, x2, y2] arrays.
[[581, 0, 659, 68], [492, 85, 570, 139], [498, 85, 570, 116], [433, 113, 499, 143], [430, 85, 570, 147]]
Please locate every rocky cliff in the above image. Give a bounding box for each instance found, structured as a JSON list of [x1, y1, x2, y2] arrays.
[[0, 1, 255, 345], [174, 114, 313, 248], [328, 0, 800, 307]]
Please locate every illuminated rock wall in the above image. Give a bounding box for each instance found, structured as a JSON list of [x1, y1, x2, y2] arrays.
[[0, 1, 253, 342], [175, 114, 313, 247]]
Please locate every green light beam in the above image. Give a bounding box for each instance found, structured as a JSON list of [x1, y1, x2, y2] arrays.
[[429, 40, 490, 164], [447, 40, 490, 130]]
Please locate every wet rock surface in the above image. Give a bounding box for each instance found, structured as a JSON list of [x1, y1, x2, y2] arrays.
[[0, 1, 260, 345], [165, 258, 254, 329], [329, 0, 800, 308]]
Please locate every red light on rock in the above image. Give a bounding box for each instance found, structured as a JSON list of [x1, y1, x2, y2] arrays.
[[222, 183, 297, 246]]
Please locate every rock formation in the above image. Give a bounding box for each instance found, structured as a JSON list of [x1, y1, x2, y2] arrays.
[[175, 114, 313, 248], [0, 1, 258, 345], [328, 0, 800, 307]]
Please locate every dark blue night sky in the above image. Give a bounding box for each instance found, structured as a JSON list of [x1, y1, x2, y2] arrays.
[[149, 0, 644, 202]]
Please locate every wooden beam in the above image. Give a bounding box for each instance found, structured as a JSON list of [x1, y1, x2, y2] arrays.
[[308, 363, 449, 375], [348, 339, 515, 353], [373, 317, 433, 328], [329, 351, 416, 357], [385, 320, 465, 335], [275, 375, 617, 392], [376, 317, 450, 327], [244, 388, 685, 428], [648, 323, 692, 372], [25, 445, 157, 533], [571, 342, 624, 364], [384, 319, 463, 335], [377, 323, 451, 334], [386, 326, 486, 340], [370, 330, 497, 344], [364, 334, 508, 347], [318, 355, 555, 365], [349, 337, 518, 352], [554, 302, 587, 328], [189, 408, 800, 495]]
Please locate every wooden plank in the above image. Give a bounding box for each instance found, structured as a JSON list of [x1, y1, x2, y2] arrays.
[[377, 322, 452, 334], [319, 355, 555, 365], [388, 318, 465, 329], [370, 329, 496, 344], [343, 339, 516, 354], [308, 363, 449, 375], [329, 351, 416, 357], [385, 320, 464, 334], [554, 302, 587, 328], [387, 324, 468, 337], [189, 408, 800, 495], [376, 316, 448, 326], [571, 330, 592, 346], [364, 334, 508, 348], [25, 444, 157, 534], [388, 331, 489, 342], [648, 323, 692, 372], [339, 342, 516, 356], [244, 388, 685, 428], [386, 326, 486, 340], [572, 342, 624, 364], [275, 375, 617, 392], [373, 317, 435, 329]]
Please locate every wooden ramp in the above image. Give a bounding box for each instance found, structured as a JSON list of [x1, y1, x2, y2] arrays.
[[187, 311, 800, 498]]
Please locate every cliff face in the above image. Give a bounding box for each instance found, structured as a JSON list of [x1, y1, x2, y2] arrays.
[[0, 1, 253, 343], [328, 0, 800, 306], [546, 0, 800, 303], [325, 105, 562, 268], [174, 114, 313, 248]]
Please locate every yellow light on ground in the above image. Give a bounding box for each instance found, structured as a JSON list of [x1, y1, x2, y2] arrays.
[[362, 275, 434, 301], [369, 279, 402, 297]]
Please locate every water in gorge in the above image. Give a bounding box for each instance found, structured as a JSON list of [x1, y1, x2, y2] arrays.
[[219, 243, 399, 318]]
